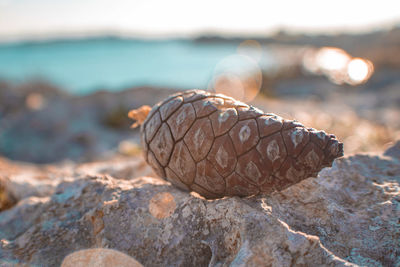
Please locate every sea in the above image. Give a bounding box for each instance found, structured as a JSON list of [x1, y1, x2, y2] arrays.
[[0, 37, 273, 94]]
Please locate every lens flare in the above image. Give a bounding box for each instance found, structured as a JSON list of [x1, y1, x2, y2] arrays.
[[211, 54, 262, 102], [237, 40, 263, 62], [214, 74, 245, 101]]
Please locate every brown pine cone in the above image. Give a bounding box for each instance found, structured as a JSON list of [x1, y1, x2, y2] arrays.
[[130, 90, 344, 199]]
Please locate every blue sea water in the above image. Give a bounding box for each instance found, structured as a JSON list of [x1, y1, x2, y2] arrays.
[[0, 38, 245, 94]]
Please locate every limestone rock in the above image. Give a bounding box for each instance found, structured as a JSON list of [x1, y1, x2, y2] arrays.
[[0, 143, 399, 266], [0, 176, 17, 211], [61, 248, 143, 267], [0, 157, 70, 206], [384, 140, 400, 159], [0, 156, 155, 211]]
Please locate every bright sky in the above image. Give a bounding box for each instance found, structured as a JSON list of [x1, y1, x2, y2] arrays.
[[0, 0, 399, 40]]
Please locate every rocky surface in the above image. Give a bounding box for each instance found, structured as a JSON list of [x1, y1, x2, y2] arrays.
[[1, 80, 399, 164], [0, 80, 178, 163], [0, 142, 399, 266]]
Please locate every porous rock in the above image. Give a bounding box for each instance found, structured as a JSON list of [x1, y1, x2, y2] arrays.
[[0, 144, 399, 266], [0, 156, 156, 210]]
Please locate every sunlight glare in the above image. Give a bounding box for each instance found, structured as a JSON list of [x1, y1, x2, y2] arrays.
[[347, 58, 374, 84], [316, 47, 350, 71], [302, 47, 374, 85]]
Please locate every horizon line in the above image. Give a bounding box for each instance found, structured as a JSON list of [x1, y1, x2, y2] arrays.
[[1, 22, 399, 45]]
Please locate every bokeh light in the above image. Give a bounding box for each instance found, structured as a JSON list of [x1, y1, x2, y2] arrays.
[[347, 58, 374, 84], [211, 42, 262, 102], [25, 93, 45, 110], [316, 47, 350, 72], [302, 46, 374, 85], [237, 40, 263, 62]]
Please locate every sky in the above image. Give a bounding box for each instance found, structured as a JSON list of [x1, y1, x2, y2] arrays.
[[0, 0, 399, 40]]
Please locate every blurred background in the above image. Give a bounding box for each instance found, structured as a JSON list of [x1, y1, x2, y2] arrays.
[[0, 0, 399, 163]]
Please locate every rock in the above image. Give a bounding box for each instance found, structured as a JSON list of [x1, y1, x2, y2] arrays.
[[0, 178, 16, 211], [0, 82, 179, 163], [0, 196, 49, 240], [0, 157, 71, 206], [75, 156, 156, 180], [384, 140, 400, 159], [0, 143, 399, 266], [264, 152, 400, 266], [61, 248, 143, 267], [0, 156, 155, 211], [0, 175, 350, 267]]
